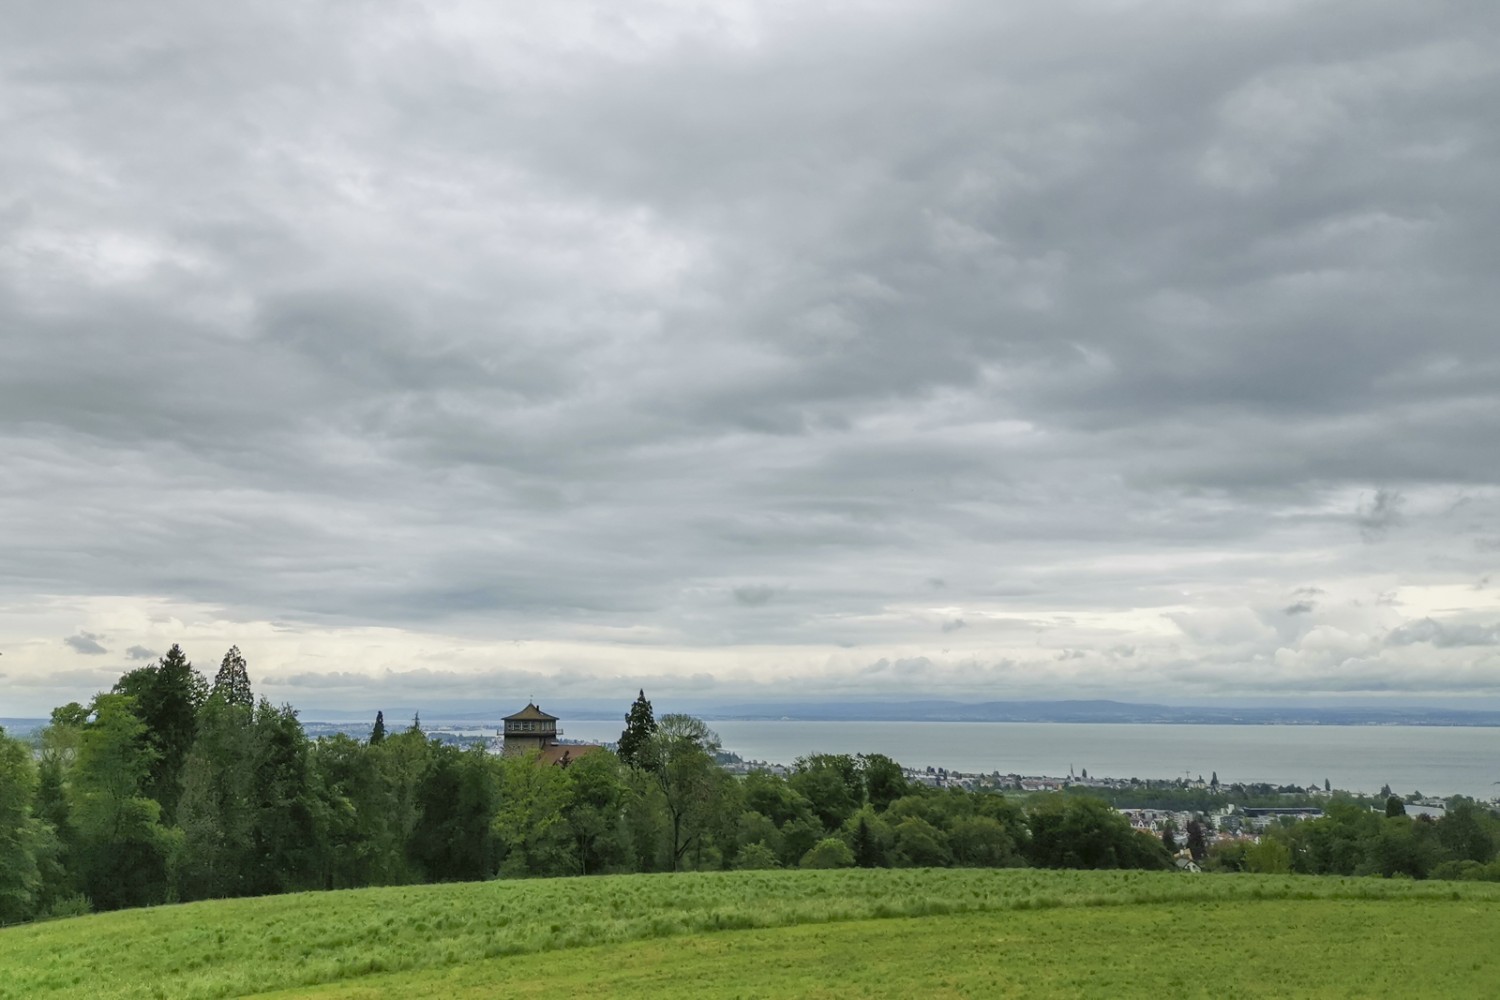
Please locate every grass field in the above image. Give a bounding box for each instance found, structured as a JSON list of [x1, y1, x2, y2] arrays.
[[3, 870, 1498, 999]]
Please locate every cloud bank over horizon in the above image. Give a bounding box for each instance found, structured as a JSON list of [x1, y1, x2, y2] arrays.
[[3, 0, 1499, 716]]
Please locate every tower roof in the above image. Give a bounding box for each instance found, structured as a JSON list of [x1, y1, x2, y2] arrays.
[[504, 702, 558, 722]]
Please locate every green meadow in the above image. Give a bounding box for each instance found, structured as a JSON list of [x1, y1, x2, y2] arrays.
[[4, 869, 1499, 999]]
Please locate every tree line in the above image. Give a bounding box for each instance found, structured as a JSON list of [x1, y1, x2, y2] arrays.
[[2, 646, 1497, 925], [1200, 796, 1500, 880]]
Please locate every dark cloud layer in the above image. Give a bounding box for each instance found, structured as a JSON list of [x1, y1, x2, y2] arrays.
[[3, 1, 1500, 713], [63, 632, 108, 656]]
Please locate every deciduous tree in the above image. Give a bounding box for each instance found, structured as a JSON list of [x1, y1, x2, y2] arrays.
[[640, 714, 723, 871], [493, 753, 573, 876], [177, 693, 256, 899], [69, 695, 176, 910], [0, 728, 48, 923]]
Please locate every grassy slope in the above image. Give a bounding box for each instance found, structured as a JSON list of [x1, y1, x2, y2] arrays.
[[264, 900, 1500, 999], [3, 870, 1498, 1000]]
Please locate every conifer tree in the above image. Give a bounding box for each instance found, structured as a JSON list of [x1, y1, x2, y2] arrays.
[[616, 690, 657, 769], [213, 646, 253, 708], [1185, 819, 1208, 862], [852, 816, 884, 868], [370, 711, 386, 745]]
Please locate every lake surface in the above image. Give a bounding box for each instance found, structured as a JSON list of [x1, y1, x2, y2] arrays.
[[560, 719, 1500, 800]]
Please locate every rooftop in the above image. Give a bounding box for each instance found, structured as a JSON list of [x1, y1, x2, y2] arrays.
[[504, 703, 559, 722]]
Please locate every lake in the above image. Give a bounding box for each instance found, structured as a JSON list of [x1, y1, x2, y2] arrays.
[[559, 719, 1500, 800]]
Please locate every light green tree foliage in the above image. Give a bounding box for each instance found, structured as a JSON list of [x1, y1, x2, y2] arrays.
[[641, 714, 724, 871], [1437, 801, 1497, 864], [371, 726, 433, 878], [733, 840, 780, 870], [696, 767, 744, 872], [1360, 817, 1441, 879], [949, 816, 1025, 868], [892, 816, 953, 868], [1244, 835, 1293, 874], [69, 695, 177, 910], [737, 810, 784, 860], [308, 734, 399, 889], [743, 770, 817, 827], [493, 753, 574, 876], [621, 767, 669, 872], [779, 815, 823, 868], [801, 836, 856, 869], [742, 769, 818, 867], [31, 704, 89, 911], [563, 751, 628, 875], [1289, 800, 1382, 875], [923, 788, 1027, 868], [177, 693, 256, 899], [0, 727, 49, 923]]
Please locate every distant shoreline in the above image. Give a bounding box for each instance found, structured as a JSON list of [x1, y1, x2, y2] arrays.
[[11, 709, 1500, 733]]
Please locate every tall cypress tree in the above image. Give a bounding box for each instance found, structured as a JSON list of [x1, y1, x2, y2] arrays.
[[369, 711, 386, 745], [616, 690, 657, 769]]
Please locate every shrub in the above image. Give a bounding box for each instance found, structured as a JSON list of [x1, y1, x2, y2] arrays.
[[801, 838, 855, 869]]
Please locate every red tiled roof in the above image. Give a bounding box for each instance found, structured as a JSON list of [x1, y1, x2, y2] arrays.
[[538, 744, 603, 767]]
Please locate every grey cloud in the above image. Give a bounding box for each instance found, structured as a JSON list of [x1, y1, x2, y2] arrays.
[[732, 586, 777, 607], [1386, 618, 1500, 648], [1357, 489, 1406, 542], [64, 632, 108, 655], [6, 667, 119, 688], [125, 645, 158, 661], [940, 618, 966, 633], [1283, 601, 1317, 616], [3, 1, 1500, 707]]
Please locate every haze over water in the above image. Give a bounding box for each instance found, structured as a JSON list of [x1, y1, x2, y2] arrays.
[[563, 720, 1500, 800]]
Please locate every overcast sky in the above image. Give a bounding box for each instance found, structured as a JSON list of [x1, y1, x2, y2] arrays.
[[3, 0, 1499, 718]]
